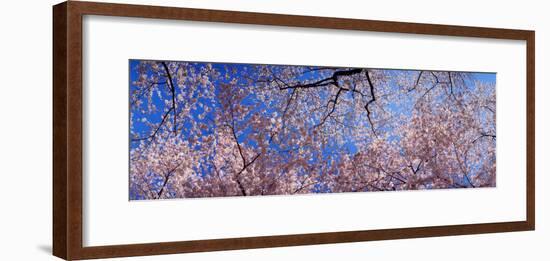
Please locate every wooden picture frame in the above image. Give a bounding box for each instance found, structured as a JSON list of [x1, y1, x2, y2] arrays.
[[53, 1, 535, 260]]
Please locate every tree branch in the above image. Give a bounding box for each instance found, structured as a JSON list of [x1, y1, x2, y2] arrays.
[[472, 133, 496, 144], [131, 107, 174, 142], [279, 68, 362, 90], [364, 70, 378, 136], [130, 80, 167, 106], [157, 161, 183, 199], [408, 71, 423, 92], [161, 62, 178, 135], [448, 72, 459, 101]]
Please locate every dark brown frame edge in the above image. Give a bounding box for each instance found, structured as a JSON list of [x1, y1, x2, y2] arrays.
[[53, 1, 535, 260]]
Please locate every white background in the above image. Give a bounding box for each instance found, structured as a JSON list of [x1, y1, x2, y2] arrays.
[[0, 0, 547, 260], [84, 15, 525, 246]]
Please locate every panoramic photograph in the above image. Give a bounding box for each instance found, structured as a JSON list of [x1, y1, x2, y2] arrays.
[[129, 60, 496, 200]]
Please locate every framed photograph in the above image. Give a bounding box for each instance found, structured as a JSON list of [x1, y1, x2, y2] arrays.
[[53, 1, 535, 260]]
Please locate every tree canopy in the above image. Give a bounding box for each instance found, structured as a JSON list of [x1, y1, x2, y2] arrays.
[[129, 60, 496, 200]]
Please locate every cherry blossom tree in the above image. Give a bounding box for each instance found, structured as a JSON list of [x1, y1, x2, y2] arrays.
[[129, 60, 496, 200]]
